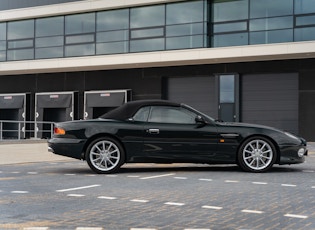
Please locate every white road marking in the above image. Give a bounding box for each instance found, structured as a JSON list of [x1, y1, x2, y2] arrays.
[[23, 227, 49, 230], [202, 205, 223, 210], [106, 175, 118, 177], [140, 173, 175, 180], [303, 170, 315, 173], [242, 210, 264, 214], [164, 202, 185, 206], [184, 229, 211, 230], [76, 228, 103, 230], [27, 172, 38, 175], [127, 175, 140, 178], [67, 194, 85, 197], [130, 199, 149, 203], [65, 174, 76, 176], [130, 228, 157, 230], [225, 180, 239, 183], [312, 186, 315, 189], [281, 184, 297, 187], [284, 214, 308, 219], [98, 196, 117, 200], [198, 178, 213, 182], [11, 191, 29, 194], [252, 182, 268, 185], [174, 177, 187, 180], [56, 184, 101, 192]]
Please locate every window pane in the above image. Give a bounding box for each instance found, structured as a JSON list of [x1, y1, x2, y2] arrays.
[[0, 23, 6, 40], [130, 38, 164, 52], [295, 0, 315, 14], [296, 15, 315, 26], [7, 49, 34, 61], [130, 5, 165, 28], [214, 22, 247, 33], [0, 51, 5, 61], [65, 44, 95, 57], [212, 33, 248, 47], [250, 16, 293, 31], [166, 35, 203, 50], [97, 9, 129, 31], [250, 29, 293, 44], [295, 27, 315, 41], [8, 39, 33, 49], [65, 13, 95, 35], [148, 107, 195, 124], [133, 106, 150, 122], [0, 41, 6, 51], [166, 23, 203, 36], [220, 75, 235, 103], [36, 36, 63, 48], [96, 41, 128, 55], [250, 0, 293, 18], [8, 20, 34, 39], [212, 0, 248, 22], [36, 16, 64, 37], [36, 47, 63, 59], [131, 28, 164, 39], [66, 34, 95, 44], [97, 30, 129, 43], [166, 0, 204, 24]]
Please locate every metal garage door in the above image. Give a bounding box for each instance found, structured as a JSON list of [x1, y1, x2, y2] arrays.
[[167, 76, 217, 118], [242, 73, 298, 134]]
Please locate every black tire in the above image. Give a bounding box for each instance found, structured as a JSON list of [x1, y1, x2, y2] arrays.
[[86, 137, 125, 174], [238, 136, 277, 173]]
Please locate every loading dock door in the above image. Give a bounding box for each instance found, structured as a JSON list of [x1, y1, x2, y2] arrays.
[[35, 92, 77, 138], [242, 73, 298, 134], [84, 90, 131, 119], [0, 94, 28, 139], [167, 76, 217, 118]]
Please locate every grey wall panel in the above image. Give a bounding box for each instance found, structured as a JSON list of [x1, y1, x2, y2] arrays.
[[242, 73, 298, 134], [167, 76, 217, 118]]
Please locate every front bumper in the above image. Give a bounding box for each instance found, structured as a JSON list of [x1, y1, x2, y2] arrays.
[[48, 138, 86, 160], [278, 143, 307, 165]]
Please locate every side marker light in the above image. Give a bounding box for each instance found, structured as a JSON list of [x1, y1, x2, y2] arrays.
[[54, 127, 66, 135]]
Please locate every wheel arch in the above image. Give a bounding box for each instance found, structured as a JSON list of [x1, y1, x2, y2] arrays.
[[236, 134, 281, 164]]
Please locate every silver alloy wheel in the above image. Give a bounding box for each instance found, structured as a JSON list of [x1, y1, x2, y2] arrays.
[[242, 139, 273, 171], [89, 140, 120, 172]]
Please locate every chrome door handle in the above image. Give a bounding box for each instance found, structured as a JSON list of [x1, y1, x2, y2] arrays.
[[147, 128, 160, 134]]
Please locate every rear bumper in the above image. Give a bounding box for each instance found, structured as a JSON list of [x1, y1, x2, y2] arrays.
[[48, 138, 86, 160]]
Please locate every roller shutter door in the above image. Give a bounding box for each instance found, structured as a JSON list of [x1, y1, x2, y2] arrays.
[[242, 73, 298, 134], [167, 76, 217, 118]]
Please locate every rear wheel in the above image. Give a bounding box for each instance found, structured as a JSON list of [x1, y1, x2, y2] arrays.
[[86, 137, 125, 174], [238, 137, 277, 173]]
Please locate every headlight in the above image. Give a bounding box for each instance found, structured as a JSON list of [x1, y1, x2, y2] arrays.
[[298, 148, 306, 157]]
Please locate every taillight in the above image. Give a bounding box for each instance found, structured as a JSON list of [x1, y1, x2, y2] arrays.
[[54, 127, 66, 135]]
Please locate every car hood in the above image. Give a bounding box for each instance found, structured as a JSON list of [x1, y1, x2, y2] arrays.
[[216, 121, 284, 133]]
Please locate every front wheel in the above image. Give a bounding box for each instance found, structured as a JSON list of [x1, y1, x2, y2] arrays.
[[86, 137, 125, 174], [238, 137, 277, 173]]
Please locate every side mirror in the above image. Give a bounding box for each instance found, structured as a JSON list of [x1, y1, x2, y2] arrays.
[[195, 115, 206, 124]]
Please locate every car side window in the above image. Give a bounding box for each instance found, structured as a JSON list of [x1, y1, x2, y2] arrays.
[[148, 106, 196, 124], [133, 106, 150, 122]]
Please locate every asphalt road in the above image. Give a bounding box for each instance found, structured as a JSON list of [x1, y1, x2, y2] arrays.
[[1, 153, 315, 230]]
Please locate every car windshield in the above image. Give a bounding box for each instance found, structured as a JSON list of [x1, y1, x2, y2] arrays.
[[181, 104, 216, 123]]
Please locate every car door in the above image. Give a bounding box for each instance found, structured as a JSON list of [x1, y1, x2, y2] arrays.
[[141, 106, 219, 162]]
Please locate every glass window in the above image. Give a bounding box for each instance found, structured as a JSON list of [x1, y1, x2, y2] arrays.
[[212, 33, 248, 47], [7, 49, 34, 61], [8, 40, 33, 49], [131, 28, 164, 39], [148, 106, 196, 124], [36, 16, 64, 37], [214, 22, 247, 33], [36, 47, 63, 59], [220, 75, 235, 103], [166, 23, 203, 37], [8, 20, 34, 39], [66, 34, 95, 44], [130, 5, 165, 28], [0, 41, 6, 51], [166, 0, 204, 24], [250, 16, 293, 31], [166, 35, 203, 50], [212, 0, 248, 22], [65, 44, 95, 57], [65, 13, 95, 35], [295, 27, 315, 41], [295, 0, 315, 14], [97, 30, 129, 43], [130, 38, 164, 52], [35, 36, 63, 48], [96, 41, 128, 55], [296, 15, 315, 27], [0, 51, 6, 61], [97, 9, 129, 31], [0, 23, 6, 40], [250, 29, 293, 44], [250, 0, 293, 18], [133, 106, 150, 122]]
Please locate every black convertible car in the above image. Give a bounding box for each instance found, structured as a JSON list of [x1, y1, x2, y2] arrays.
[[48, 100, 307, 173]]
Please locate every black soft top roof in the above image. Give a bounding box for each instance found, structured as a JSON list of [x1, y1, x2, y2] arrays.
[[100, 100, 180, 120]]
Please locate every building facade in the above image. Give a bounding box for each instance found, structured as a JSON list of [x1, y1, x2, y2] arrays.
[[0, 0, 315, 140]]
